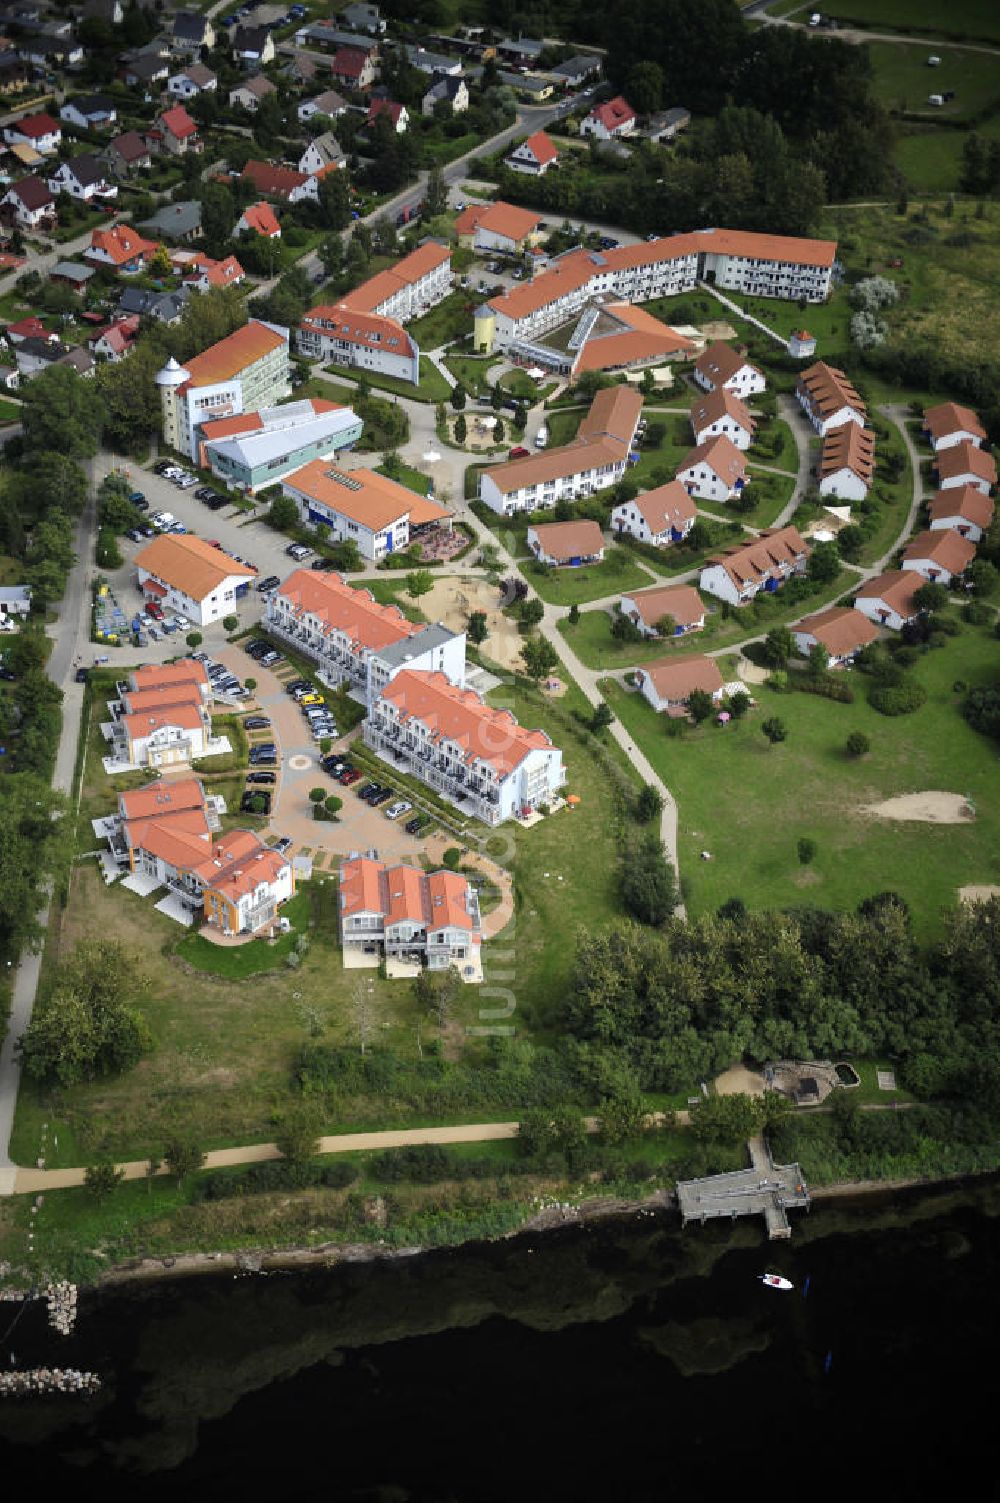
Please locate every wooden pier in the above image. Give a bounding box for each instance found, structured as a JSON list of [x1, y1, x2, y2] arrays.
[[676, 1136, 809, 1240]]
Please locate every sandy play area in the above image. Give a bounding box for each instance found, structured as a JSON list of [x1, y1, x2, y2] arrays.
[[421, 576, 525, 671], [863, 792, 975, 824], [714, 1065, 765, 1097], [959, 885, 1000, 904]]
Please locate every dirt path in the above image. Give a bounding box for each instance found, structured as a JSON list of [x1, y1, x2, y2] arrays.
[[863, 792, 974, 824]]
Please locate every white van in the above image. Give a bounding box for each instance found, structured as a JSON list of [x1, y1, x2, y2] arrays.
[[534, 423, 549, 450], [928, 93, 944, 106]]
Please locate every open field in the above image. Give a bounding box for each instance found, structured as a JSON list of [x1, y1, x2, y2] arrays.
[[601, 616, 1000, 931], [407, 289, 477, 349], [524, 547, 655, 607], [821, 0, 1000, 44], [866, 40, 1000, 119]]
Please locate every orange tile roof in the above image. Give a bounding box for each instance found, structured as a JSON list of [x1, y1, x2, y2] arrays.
[[797, 361, 866, 420], [130, 660, 210, 693], [130, 816, 212, 870], [820, 422, 876, 482], [121, 686, 204, 717], [857, 569, 922, 617], [519, 130, 557, 166], [588, 96, 635, 132], [902, 527, 976, 575], [528, 518, 605, 562], [795, 606, 877, 656], [707, 526, 809, 592], [340, 241, 450, 313], [88, 223, 157, 266], [694, 341, 761, 389], [691, 226, 837, 269], [339, 854, 385, 917], [926, 485, 995, 530], [936, 441, 997, 486], [283, 461, 449, 532], [202, 838, 287, 903], [638, 654, 723, 701], [380, 669, 553, 777], [299, 302, 415, 359], [383, 861, 426, 926], [198, 411, 265, 441], [124, 806, 211, 854], [623, 582, 704, 629], [339, 857, 474, 931], [622, 481, 697, 536], [573, 303, 694, 374], [275, 568, 421, 651], [483, 384, 641, 494], [678, 434, 748, 484], [135, 533, 255, 601], [123, 702, 205, 741], [119, 776, 205, 821], [691, 385, 755, 437], [923, 402, 986, 444], [456, 200, 541, 243], [187, 254, 244, 288], [241, 200, 282, 237], [181, 318, 287, 389], [241, 159, 309, 199], [425, 869, 474, 932], [576, 383, 644, 445]]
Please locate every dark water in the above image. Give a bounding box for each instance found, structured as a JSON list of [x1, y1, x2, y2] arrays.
[[1, 1180, 998, 1500]]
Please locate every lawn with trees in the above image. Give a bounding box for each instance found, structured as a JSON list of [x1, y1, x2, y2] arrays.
[[601, 616, 1000, 929]]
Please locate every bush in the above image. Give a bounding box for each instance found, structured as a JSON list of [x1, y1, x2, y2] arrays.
[[962, 601, 992, 626], [789, 676, 854, 703], [869, 682, 927, 716], [845, 731, 870, 758], [442, 847, 461, 869]]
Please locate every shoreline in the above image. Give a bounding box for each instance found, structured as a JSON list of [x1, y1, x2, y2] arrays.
[[87, 1168, 989, 1292]]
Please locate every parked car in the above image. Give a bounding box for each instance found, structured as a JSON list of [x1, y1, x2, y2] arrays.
[[341, 768, 362, 786], [259, 651, 281, 667], [74, 666, 89, 684], [385, 800, 412, 820], [244, 716, 271, 730], [371, 788, 393, 807], [256, 575, 280, 593], [274, 836, 293, 855], [404, 816, 423, 835], [246, 771, 276, 785], [146, 602, 163, 620], [126, 528, 143, 542], [299, 692, 324, 707]]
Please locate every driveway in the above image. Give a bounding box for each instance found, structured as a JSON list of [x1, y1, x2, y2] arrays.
[[217, 643, 428, 868]]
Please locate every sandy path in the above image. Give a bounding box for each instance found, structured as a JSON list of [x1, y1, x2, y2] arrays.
[[863, 792, 974, 824], [959, 885, 1000, 904]]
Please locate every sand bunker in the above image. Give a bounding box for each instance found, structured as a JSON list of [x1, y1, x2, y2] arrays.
[[863, 792, 974, 824], [714, 1065, 766, 1098], [420, 576, 525, 672], [959, 885, 1000, 905]]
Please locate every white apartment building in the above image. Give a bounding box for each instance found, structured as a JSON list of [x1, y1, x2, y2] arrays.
[[265, 569, 465, 706], [281, 461, 453, 563], [339, 857, 481, 973], [296, 305, 420, 384], [364, 669, 565, 826], [338, 241, 451, 324], [699, 526, 810, 607], [676, 435, 748, 504], [134, 533, 256, 627], [156, 319, 291, 461], [690, 386, 755, 449]]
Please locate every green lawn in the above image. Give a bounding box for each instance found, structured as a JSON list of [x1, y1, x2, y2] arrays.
[[524, 546, 655, 606], [350, 576, 428, 623], [407, 288, 476, 350], [329, 355, 452, 403], [445, 354, 493, 398], [0, 397, 21, 424], [377, 459, 432, 495], [601, 618, 1000, 932], [867, 40, 1000, 120], [822, 0, 1000, 44], [175, 893, 310, 978], [741, 468, 797, 529], [559, 568, 858, 668]]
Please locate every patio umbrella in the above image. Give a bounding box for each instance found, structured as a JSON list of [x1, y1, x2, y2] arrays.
[[717, 711, 731, 724], [423, 447, 441, 464], [566, 794, 581, 805]]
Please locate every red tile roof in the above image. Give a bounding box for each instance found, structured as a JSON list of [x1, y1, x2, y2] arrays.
[[797, 361, 866, 420], [367, 98, 404, 126], [856, 569, 922, 618], [795, 606, 877, 655], [87, 222, 157, 266], [181, 319, 287, 389], [677, 434, 748, 485], [926, 485, 994, 531], [621, 481, 697, 537], [638, 654, 723, 701], [300, 302, 415, 359], [9, 111, 59, 140], [707, 526, 809, 593], [380, 669, 553, 777], [936, 441, 997, 487], [587, 95, 635, 132], [274, 568, 422, 652], [820, 422, 876, 483], [902, 527, 976, 575], [241, 159, 309, 200], [691, 385, 755, 437], [240, 200, 281, 237], [528, 519, 605, 563], [455, 199, 542, 244], [159, 104, 198, 141], [519, 129, 557, 166], [694, 341, 761, 389], [622, 583, 704, 629], [923, 401, 986, 444]]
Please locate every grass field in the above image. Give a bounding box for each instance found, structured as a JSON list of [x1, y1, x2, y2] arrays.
[[444, 354, 493, 398], [407, 289, 476, 350], [602, 616, 1000, 931], [330, 356, 452, 404], [822, 0, 1000, 44], [523, 546, 655, 607], [866, 40, 1000, 119], [0, 397, 21, 423]]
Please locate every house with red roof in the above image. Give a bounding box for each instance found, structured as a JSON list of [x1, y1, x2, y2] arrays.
[[332, 44, 376, 88], [367, 98, 408, 132], [612, 481, 697, 548], [926, 485, 994, 543], [636, 655, 724, 717], [365, 669, 565, 825], [676, 435, 748, 504], [3, 315, 53, 346], [85, 222, 159, 274], [506, 130, 559, 176], [901, 527, 976, 585], [339, 856, 482, 974], [3, 111, 61, 154], [580, 95, 636, 141], [234, 200, 282, 238], [88, 314, 140, 362], [241, 159, 319, 204], [180, 253, 245, 292], [154, 104, 201, 156]]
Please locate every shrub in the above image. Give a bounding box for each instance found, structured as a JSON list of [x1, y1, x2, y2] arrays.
[[962, 601, 991, 626], [797, 837, 817, 865], [845, 731, 870, 758], [443, 847, 461, 869], [868, 682, 927, 716], [789, 676, 854, 703]]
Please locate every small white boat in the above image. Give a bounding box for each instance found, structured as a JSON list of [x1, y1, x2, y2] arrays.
[[759, 1273, 794, 1291]]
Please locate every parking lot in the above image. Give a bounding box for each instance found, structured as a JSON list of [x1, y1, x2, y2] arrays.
[[215, 644, 429, 865]]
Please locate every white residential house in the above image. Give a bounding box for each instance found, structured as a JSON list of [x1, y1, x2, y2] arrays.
[[422, 74, 469, 115], [611, 480, 696, 547], [580, 95, 636, 140], [526, 519, 605, 567], [297, 89, 349, 123], [505, 129, 558, 175], [699, 526, 810, 607], [0, 584, 31, 629], [818, 422, 876, 502], [364, 669, 565, 826], [619, 584, 705, 638], [265, 569, 465, 706], [298, 132, 346, 175], [339, 858, 481, 973], [922, 401, 986, 452], [1, 177, 56, 228], [854, 570, 923, 632], [900, 527, 976, 585], [229, 74, 278, 112], [692, 341, 766, 401], [796, 360, 867, 437], [168, 63, 218, 99], [59, 95, 117, 130], [232, 26, 276, 68], [635, 655, 724, 717], [690, 387, 755, 450], [935, 440, 997, 495], [48, 154, 116, 203], [676, 435, 748, 504], [134, 534, 256, 627], [281, 461, 453, 564], [792, 607, 877, 668], [926, 485, 994, 543]]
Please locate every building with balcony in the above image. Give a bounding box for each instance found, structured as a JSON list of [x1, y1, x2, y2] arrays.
[[280, 462, 454, 562], [699, 526, 810, 607], [156, 318, 291, 460], [364, 669, 564, 826], [339, 856, 481, 974], [265, 569, 465, 705]]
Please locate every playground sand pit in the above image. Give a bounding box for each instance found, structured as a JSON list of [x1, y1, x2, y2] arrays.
[[714, 1065, 766, 1097], [863, 792, 974, 824], [421, 576, 525, 672]]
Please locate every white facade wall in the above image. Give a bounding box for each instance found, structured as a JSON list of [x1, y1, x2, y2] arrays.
[[228, 866, 294, 933], [370, 259, 451, 322], [930, 428, 982, 453], [797, 391, 865, 437], [128, 716, 209, 767], [819, 467, 868, 502], [610, 503, 684, 547], [137, 566, 252, 626], [928, 514, 986, 543], [791, 629, 857, 668], [676, 464, 737, 504], [702, 250, 831, 303], [294, 323, 419, 384], [479, 457, 625, 516], [283, 485, 410, 563], [901, 555, 958, 585], [855, 594, 912, 632], [939, 470, 992, 495], [694, 363, 766, 401], [693, 416, 753, 450]]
